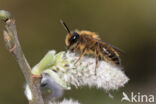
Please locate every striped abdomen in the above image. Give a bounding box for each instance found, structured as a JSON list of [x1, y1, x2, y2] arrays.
[[99, 42, 121, 66]]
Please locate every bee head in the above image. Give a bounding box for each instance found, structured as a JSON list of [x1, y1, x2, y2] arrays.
[[66, 32, 80, 48], [60, 20, 80, 48]]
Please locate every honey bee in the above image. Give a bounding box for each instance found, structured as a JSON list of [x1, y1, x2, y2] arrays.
[[60, 20, 122, 73]]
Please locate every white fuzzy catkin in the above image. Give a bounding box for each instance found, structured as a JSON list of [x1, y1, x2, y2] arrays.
[[52, 51, 129, 91], [26, 50, 129, 103], [48, 99, 80, 104]]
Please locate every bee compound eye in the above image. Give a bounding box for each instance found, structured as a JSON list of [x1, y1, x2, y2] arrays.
[[72, 32, 80, 40], [73, 35, 77, 39], [69, 32, 80, 45], [73, 32, 79, 37]]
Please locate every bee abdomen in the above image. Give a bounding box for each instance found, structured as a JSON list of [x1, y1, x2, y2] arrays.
[[100, 45, 121, 65], [110, 55, 120, 65]]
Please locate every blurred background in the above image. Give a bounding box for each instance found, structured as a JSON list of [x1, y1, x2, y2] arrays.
[[0, 0, 156, 104]]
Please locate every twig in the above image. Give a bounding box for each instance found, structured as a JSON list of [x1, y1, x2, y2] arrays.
[[0, 10, 44, 104]]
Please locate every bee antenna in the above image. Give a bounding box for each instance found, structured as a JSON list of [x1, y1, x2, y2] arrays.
[[60, 19, 71, 34]]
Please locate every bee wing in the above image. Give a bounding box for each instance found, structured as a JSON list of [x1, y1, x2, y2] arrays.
[[107, 43, 125, 54], [99, 40, 125, 54], [99, 41, 121, 65], [87, 36, 124, 54], [86, 36, 122, 65]]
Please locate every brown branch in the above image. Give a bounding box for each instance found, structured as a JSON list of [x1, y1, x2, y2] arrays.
[[0, 10, 44, 104]]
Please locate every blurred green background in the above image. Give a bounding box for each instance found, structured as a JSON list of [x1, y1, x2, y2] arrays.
[[0, 0, 156, 104]]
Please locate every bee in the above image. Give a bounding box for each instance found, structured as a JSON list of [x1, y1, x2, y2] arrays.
[[60, 20, 122, 73]]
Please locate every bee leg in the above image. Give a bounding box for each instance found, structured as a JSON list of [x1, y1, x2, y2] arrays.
[[95, 56, 98, 75], [74, 41, 80, 52], [75, 47, 86, 64], [95, 49, 99, 75], [74, 43, 79, 52]]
